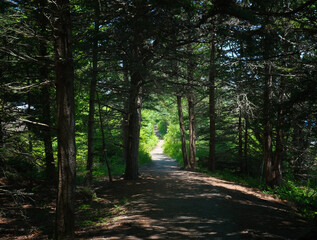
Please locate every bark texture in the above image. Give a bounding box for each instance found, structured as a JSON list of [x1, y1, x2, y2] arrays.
[[177, 96, 189, 168], [263, 60, 274, 187], [263, 24, 285, 187], [244, 117, 249, 174], [85, 2, 100, 186], [52, 0, 76, 239], [187, 45, 196, 169], [124, 72, 143, 180], [188, 93, 196, 169], [208, 37, 216, 172], [273, 108, 283, 186], [123, 0, 145, 180], [39, 21, 55, 181], [238, 109, 243, 172], [41, 77, 55, 181], [97, 92, 112, 182]]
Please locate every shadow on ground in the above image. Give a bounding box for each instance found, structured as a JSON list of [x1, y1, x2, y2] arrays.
[[77, 140, 312, 240]]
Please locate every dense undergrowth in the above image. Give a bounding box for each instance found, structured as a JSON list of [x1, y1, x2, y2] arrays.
[[208, 169, 317, 219], [76, 109, 158, 182], [0, 109, 159, 238], [1, 109, 158, 189]]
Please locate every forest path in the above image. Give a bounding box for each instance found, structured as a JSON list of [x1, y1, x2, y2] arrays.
[[78, 140, 310, 239]]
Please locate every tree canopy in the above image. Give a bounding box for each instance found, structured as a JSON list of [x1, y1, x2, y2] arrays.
[[0, 0, 316, 239]]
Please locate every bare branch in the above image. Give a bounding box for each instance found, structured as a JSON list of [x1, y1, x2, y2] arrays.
[[4, 80, 53, 93], [19, 118, 57, 130]]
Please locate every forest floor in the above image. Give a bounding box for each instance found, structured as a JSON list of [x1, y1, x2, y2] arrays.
[[0, 140, 314, 239]]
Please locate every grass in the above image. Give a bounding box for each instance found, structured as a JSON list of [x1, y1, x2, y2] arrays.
[[202, 167, 317, 219], [264, 179, 317, 218], [76, 197, 130, 228]]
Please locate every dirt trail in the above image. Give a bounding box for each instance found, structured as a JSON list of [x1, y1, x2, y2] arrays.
[[79, 140, 310, 239]]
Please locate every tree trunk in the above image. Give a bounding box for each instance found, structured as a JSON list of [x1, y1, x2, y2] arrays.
[[263, 61, 274, 187], [38, 9, 55, 181], [292, 120, 302, 176], [176, 96, 189, 169], [208, 35, 216, 172], [244, 117, 249, 174], [85, 2, 100, 186], [187, 45, 196, 169], [27, 78, 33, 152], [262, 20, 275, 187], [41, 78, 55, 181], [96, 92, 112, 182], [0, 122, 2, 147], [122, 59, 130, 165], [52, 1, 76, 239], [188, 93, 196, 169], [124, 72, 142, 180], [123, 1, 145, 180], [238, 108, 243, 172], [272, 74, 286, 186], [0, 116, 3, 148], [273, 108, 283, 186]]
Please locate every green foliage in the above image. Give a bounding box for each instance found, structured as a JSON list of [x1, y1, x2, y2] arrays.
[[163, 123, 184, 166], [77, 186, 95, 201], [77, 109, 159, 180], [157, 120, 168, 136], [76, 197, 129, 228], [140, 110, 159, 149], [1, 2, 316, 238], [109, 155, 125, 175], [78, 204, 91, 211], [139, 150, 152, 165], [92, 164, 109, 179], [207, 169, 264, 189], [92, 155, 124, 180], [195, 141, 209, 162], [139, 109, 159, 164], [205, 169, 317, 218], [265, 180, 317, 218], [1, 133, 42, 183], [4, 156, 37, 182], [139, 124, 158, 153], [162, 110, 317, 218]]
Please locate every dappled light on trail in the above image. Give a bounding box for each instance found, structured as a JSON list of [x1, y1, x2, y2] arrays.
[[77, 140, 310, 240]]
